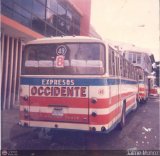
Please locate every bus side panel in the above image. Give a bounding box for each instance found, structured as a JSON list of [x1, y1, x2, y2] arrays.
[[120, 81, 138, 113], [88, 79, 121, 131]]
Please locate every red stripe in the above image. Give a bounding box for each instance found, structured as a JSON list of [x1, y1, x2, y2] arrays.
[[139, 93, 145, 97], [20, 92, 135, 108], [31, 97, 89, 108], [89, 106, 121, 125], [20, 112, 88, 123], [150, 89, 157, 94], [126, 97, 135, 107], [120, 92, 135, 99], [20, 105, 122, 125], [139, 87, 145, 91]]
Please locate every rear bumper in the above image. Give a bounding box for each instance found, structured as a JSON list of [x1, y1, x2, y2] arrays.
[[19, 115, 121, 133]]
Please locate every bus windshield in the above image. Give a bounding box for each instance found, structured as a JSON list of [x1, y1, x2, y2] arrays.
[[22, 43, 105, 75]]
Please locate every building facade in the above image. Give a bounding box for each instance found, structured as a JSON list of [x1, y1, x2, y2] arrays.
[[124, 51, 152, 74], [1, 0, 91, 110]]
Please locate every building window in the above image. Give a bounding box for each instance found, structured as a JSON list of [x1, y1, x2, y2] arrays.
[[37, 0, 46, 5], [1, 0, 14, 18], [2, 0, 81, 36], [32, 17, 45, 34], [14, 3, 32, 27], [16, 0, 33, 12], [46, 24, 56, 37], [46, 8, 57, 26], [66, 10, 73, 34], [32, 0, 45, 19], [47, 0, 58, 13]]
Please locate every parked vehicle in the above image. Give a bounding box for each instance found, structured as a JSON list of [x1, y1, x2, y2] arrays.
[[19, 36, 139, 133]]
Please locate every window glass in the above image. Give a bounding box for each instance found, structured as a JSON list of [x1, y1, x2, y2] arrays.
[[66, 10, 73, 34], [57, 17, 66, 33], [37, 0, 46, 5], [58, 4, 66, 17], [115, 56, 118, 76], [32, 17, 45, 34], [66, 20, 73, 35], [14, 3, 32, 27], [137, 54, 141, 64], [47, 0, 57, 13], [22, 43, 105, 75], [1, 0, 14, 18], [133, 53, 136, 63], [124, 61, 127, 77], [111, 51, 115, 75], [16, 0, 33, 12], [46, 8, 57, 26], [109, 50, 112, 75], [56, 4, 66, 34], [2, 0, 14, 7], [128, 53, 132, 62], [73, 13, 80, 26], [117, 57, 120, 76], [67, 10, 72, 21], [46, 24, 56, 36], [32, 0, 45, 19], [73, 25, 79, 35]]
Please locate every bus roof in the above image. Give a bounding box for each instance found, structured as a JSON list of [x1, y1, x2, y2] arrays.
[[26, 36, 104, 45]]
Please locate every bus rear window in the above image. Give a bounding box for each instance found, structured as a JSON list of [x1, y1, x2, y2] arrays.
[[22, 43, 105, 75]]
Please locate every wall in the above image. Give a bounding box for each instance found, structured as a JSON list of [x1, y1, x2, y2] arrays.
[[1, 34, 22, 109], [69, 0, 91, 36]]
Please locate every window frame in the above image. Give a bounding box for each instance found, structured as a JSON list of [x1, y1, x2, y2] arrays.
[[22, 42, 106, 76]]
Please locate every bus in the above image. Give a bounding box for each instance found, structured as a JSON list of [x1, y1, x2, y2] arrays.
[[19, 36, 138, 133], [136, 66, 149, 103], [148, 75, 158, 96], [123, 49, 153, 103]]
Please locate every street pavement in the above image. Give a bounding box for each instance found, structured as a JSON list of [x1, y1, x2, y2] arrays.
[[1, 96, 160, 151]]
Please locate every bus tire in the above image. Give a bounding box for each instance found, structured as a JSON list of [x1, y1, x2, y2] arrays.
[[118, 103, 126, 130]]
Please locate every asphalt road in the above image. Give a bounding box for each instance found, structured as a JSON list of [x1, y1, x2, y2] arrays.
[[2, 96, 160, 152]]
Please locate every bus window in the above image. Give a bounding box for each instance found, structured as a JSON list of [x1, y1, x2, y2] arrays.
[[115, 56, 119, 76], [108, 47, 112, 75], [117, 56, 120, 76], [128, 53, 132, 62], [120, 56, 123, 76], [137, 54, 141, 64], [112, 50, 115, 75], [22, 43, 105, 75]]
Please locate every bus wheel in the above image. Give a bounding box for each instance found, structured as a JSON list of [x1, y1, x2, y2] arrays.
[[118, 104, 126, 130]]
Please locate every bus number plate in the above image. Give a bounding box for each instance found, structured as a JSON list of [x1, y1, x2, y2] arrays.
[[53, 107, 63, 116]]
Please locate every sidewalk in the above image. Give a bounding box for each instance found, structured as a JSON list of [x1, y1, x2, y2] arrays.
[[1, 108, 35, 150]]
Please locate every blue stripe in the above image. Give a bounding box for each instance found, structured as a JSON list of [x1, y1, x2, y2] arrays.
[[20, 77, 137, 86]]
